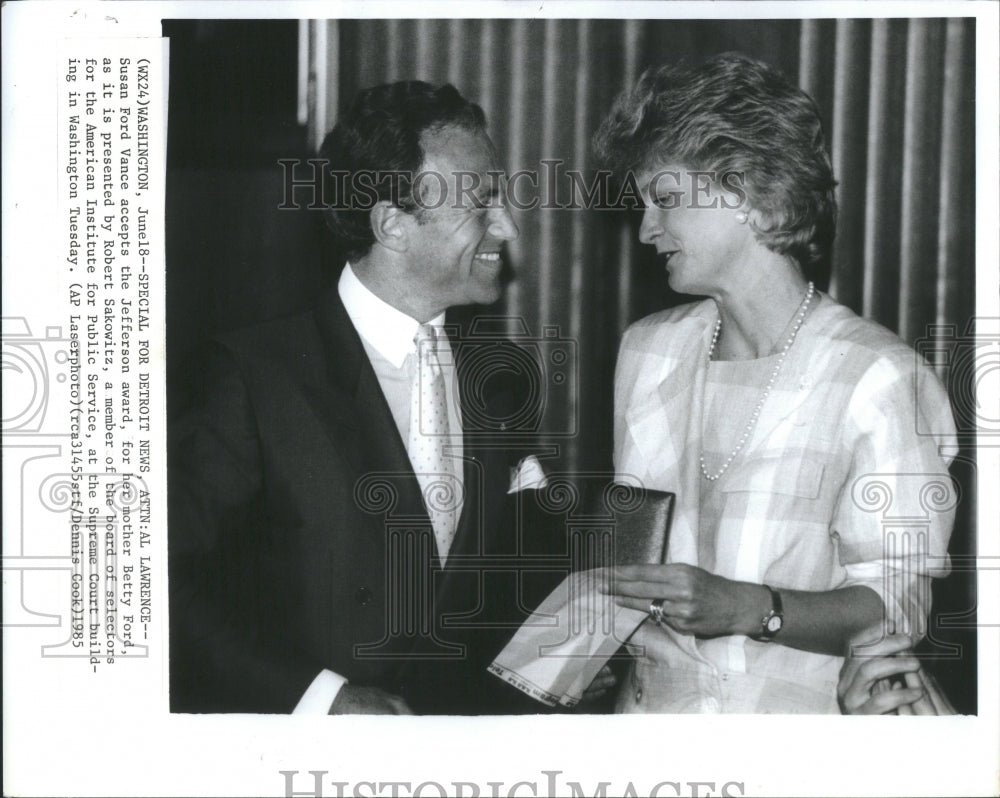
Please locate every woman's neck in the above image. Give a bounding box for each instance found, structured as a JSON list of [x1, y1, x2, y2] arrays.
[[711, 258, 811, 361]]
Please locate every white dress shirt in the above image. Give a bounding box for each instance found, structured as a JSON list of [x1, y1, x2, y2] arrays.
[[294, 264, 464, 714]]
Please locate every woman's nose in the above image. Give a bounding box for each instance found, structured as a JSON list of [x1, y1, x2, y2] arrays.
[[638, 206, 663, 246]]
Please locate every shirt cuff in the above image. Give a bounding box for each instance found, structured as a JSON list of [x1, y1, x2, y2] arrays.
[[292, 669, 348, 714]]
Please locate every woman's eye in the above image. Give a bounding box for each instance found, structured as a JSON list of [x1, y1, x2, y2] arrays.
[[653, 193, 681, 210]]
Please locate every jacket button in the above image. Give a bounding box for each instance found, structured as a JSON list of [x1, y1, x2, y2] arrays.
[[635, 688, 643, 702], [354, 587, 373, 606]]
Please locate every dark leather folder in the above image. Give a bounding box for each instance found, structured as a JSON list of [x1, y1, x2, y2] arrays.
[[602, 484, 674, 567], [517, 477, 674, 573]]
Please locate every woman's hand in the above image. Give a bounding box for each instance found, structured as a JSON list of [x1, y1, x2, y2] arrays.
[[607, 563, 766, 638], [837, 631, 956, 715]]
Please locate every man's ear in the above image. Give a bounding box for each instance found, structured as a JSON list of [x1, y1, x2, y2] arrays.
[[370, 201, 412, 253]]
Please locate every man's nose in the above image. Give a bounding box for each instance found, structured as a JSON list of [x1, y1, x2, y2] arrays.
[[489, 205, 519, 242], [638, 206, 662, 246]]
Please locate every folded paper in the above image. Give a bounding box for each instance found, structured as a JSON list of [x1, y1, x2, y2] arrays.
[[490, 486, 674, 707]]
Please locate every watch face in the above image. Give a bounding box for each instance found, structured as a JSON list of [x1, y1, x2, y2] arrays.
[[766, 615, 782, 633]]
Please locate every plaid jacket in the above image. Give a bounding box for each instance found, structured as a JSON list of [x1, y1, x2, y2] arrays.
[[613, 294, 957, 713]]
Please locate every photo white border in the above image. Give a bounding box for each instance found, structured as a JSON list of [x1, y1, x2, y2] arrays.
[[3, 2, 997, 796]]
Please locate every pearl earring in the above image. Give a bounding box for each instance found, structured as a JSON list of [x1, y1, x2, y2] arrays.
[[735, 211, 748, 224]]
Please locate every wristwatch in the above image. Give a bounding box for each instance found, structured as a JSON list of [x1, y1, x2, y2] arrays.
[[755, 585, 784, 641]]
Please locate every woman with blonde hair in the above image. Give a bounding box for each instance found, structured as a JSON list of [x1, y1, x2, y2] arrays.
[[594, 54, 957, 713]]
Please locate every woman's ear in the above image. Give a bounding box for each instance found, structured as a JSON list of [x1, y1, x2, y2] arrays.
[[370, 201, 412, 253]]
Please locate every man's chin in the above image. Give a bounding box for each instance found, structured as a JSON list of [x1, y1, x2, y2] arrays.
[[471, 278, 504, 306]]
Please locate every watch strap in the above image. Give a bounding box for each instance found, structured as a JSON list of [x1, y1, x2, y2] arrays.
[[766, 585, 783, 617], [756, 584, 783, 641]]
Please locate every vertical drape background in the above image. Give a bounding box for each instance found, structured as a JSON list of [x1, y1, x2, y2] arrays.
[[309, 16, 976, 470], [165, 17, 978, 710]]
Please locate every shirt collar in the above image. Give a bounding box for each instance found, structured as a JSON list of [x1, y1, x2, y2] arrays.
[[338, 263, 445, 368]]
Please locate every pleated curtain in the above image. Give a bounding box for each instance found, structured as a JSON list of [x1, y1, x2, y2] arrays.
[[307, 15, 974, 449]]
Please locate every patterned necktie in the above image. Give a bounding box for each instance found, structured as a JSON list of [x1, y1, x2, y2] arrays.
[[407, 323, 461, 561]]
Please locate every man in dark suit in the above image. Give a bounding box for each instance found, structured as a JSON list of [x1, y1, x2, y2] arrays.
[[168, 81, 551, 714]]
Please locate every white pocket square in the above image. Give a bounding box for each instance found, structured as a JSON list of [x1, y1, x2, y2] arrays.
[[507, 455, 549, 494]]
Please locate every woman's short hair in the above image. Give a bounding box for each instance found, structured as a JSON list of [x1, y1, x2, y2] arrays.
[[593, 54, 838, 271], [319, 81, 486, 261]]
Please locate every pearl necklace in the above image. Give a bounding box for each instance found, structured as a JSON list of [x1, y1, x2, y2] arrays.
[[699, 282, 815, 482]]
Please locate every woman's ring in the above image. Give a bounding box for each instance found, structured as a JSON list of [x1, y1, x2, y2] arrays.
[[649, 598, 666, 625]]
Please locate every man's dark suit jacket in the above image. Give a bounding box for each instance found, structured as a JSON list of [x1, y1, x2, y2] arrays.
[[169, 288, 555, 714]]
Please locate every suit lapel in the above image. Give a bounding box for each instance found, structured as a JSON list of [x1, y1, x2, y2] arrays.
[[309, 287, 430, 524], [441, 321, 489, 564], [619, 305, 715, 492], [444, 320, 523, 561], [307, 300, 520, 646], [615, 304, 716, 665]]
